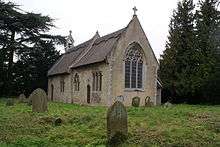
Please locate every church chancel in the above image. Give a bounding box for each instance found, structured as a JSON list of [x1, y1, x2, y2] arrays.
[[48, 7, 162, 106]]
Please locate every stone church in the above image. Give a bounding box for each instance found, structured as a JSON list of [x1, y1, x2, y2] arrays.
[[48, 9, 162, 106]]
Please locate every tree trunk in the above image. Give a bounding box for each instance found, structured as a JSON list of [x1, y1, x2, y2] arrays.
[[6, 31, 15, 96]]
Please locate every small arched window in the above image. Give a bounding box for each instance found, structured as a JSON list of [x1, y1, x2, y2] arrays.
[[60, 77, 65, 92], [74, 73, 80, 91], [124, 43, 144, 89]]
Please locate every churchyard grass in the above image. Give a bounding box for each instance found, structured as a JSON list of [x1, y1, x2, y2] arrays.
[[0, 98, 219, 146]]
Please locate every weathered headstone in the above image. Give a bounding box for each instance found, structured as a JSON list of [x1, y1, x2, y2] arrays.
[[18, 94, 26, 103], [107, 101, 128, 145], [132, 97, 140, 107], [145, 96, 153, 107], [30, 88, 48, 112], [115, 95, 124, 102], [164, 101, 172, 108], [52, 118, 62, 126]]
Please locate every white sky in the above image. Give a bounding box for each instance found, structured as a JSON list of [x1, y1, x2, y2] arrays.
[[8, 0, 199, 59]]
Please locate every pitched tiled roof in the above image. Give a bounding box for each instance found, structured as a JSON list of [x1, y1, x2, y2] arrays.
[[47, 38, 93, 76], [48, 28, 126, 76]]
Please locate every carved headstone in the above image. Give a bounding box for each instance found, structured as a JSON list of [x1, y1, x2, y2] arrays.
[[145, 96, 153, 107], [30, 88, 48, 112], [18, 94, 26, 103], [107, 101, 128, 145], [132, 97, 140, 107]]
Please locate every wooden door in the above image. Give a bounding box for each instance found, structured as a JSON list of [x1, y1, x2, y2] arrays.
[[87, 85, 91, 103]]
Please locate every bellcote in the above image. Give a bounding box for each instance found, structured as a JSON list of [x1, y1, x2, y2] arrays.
[[65, 30, 74, 52]]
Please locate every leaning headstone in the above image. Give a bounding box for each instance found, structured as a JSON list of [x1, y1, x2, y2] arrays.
[[18, 94, 26, 103], [30, 88, 48, 112], [6, 98, 14, 106], [132, 97, 140, 107], [107, 101, 128, 145]]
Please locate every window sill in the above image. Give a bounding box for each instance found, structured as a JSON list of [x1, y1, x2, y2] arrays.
[[124, 88, 145, 92]]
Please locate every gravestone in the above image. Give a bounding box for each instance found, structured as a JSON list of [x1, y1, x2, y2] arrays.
[[164, 101, 172, 108], [18, 94, 26, 103], [53, 118, 62, 126], [30, 88, 48, 112], [107, 101, 128, 145], [145, 96, 153, 107], [115, 95, 124, 102], [132, 97, 140, 107]]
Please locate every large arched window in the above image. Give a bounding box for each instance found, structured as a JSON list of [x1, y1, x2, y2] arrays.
[[74, 73, 80, 91], [124, 43, 144, 89]]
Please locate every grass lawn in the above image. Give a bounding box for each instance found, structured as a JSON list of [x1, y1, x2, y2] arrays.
[[0, 99, 219, 147]]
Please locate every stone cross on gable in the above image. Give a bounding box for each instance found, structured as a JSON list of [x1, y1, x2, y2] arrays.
[[133, 6, 138, 15]]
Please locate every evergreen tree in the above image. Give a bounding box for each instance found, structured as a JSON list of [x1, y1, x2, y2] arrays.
[[159, 0, 197, 103], [159, 12, 178, 102], [195, 0, 220, 103], [0, 0, 65, 96], [14, 41, 60, 95]]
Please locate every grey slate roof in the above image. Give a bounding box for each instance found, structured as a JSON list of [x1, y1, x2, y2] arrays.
[[48, 28, 126, 76]]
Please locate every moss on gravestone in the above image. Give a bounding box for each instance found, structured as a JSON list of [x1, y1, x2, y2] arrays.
[[30, 88, 48, 112]]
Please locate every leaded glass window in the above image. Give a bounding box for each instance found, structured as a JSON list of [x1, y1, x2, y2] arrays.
[[124, 44, 143, 89], [60, 77, 65, 92], [74, 73, 80, 91], [92, 71, 102, 91]]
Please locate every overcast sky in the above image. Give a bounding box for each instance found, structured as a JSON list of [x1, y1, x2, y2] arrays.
[[8, 0, 199, 59]]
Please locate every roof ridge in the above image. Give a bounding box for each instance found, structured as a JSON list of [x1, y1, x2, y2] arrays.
[[69, 33, 100, 68], [70, 27, 126, 69], [71, 28, 126, 68], [48, 26, 128, 76], [65, 27, 126, 55], [93, 27, 126, 46]]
